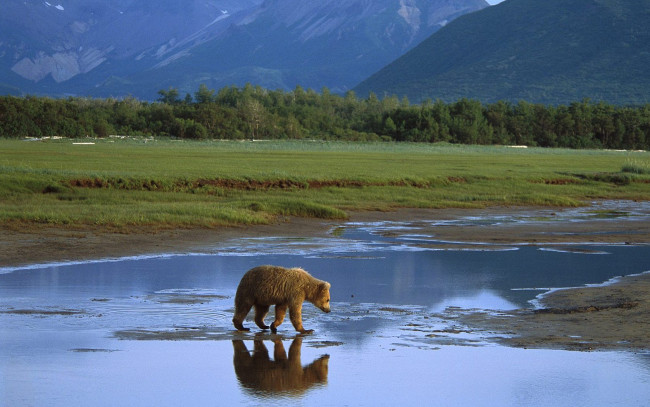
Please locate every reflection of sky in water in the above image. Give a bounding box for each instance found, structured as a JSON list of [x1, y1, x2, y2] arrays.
[[7, 243, 646, 310], [1, 201, 650, 406]]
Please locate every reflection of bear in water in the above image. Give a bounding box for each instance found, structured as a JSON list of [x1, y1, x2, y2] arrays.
[[233, 265, 331, 334], [232, 336, 329, 396]]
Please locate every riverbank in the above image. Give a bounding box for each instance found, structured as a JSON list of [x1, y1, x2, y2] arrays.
[[2, 205, 649, 269], [454, 272, 650, 351]]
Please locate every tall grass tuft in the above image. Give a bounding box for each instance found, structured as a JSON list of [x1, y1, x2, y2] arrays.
[[622, 159, 650, 174]]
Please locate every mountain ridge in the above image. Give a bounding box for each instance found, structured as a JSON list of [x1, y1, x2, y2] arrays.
[[0, 0, 262, 95], [354, 0, 650, 105], [0, 0, 488, 99]]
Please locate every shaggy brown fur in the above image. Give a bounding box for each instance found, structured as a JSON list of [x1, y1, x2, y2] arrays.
[[232, 265, 331, 333]]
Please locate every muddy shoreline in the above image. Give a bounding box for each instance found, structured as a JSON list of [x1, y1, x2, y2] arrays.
[[3, 206, 650, 269], [451, 272, 650, 351], [2, 205, 650, 351]]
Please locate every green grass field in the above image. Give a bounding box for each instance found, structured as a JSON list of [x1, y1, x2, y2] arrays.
[[1, 138, 648, 230]]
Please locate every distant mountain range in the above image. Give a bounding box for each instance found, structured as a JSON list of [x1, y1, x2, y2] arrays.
[[355, 0, 650, 105], [0, 0, 487, 99], [0, 0, 262, 96]]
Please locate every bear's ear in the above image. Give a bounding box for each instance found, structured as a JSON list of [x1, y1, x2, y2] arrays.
[[319, 282, 331, 291]]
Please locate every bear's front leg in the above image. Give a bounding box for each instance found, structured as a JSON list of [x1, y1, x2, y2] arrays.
[[289, 304, 313, 334], [233, 302, 253, 331]]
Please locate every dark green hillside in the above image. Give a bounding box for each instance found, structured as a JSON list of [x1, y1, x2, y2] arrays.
[[354, 0, 650, 105]]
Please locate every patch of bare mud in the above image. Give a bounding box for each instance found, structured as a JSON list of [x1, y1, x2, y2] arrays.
[[113, 326, 346, 352], [411, 243, 518, 251], [0, 308, 86, 316], [389, 310, 491, 349], [323, 303, 488, 349], [450, 273, 650, 351], [145, 293, 228, 305], [114, 326, 235, 341], [377, 306, 416, 314], [307, 341, 344, 348], [538, 247, 611, 255]]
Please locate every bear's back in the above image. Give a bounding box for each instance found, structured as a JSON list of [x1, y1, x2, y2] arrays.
[[237, 265, 311, 302]]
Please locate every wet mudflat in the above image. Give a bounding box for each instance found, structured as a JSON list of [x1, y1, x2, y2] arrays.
[[1, 202, 650, 406]]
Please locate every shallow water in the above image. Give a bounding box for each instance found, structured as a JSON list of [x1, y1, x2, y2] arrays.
[[2, 204, 650, 406]]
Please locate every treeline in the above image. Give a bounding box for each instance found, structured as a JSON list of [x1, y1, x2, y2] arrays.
[[1, 84, 649, 149]]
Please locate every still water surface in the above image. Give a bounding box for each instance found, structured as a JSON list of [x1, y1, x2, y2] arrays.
[[1, 208, 649, 406]]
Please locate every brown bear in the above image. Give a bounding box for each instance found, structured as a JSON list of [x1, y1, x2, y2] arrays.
[[232, 265, 331, 334]]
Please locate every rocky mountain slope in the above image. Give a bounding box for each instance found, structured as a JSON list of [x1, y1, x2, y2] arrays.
[[0, 0, 487, 98], [0, 0, 261, 95]]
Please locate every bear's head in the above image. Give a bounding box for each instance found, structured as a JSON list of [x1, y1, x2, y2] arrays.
[[314, 282, 331, 313]]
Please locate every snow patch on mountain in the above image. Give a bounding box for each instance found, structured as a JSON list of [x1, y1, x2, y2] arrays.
[[44, 2, 64, 11]]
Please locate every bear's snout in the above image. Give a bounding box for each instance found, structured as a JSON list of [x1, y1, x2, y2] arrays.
[[321, 306, 331, 313]]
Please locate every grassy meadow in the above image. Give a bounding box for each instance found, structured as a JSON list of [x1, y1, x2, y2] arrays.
[[1, 138, 648, 230]]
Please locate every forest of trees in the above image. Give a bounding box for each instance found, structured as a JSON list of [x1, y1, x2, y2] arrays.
[[1, 84, 649, 150]]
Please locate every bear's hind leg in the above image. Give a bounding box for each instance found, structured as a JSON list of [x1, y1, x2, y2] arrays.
[[254, 304, 271, 330], [233, 302, 253, 331], [271, 304, 288, 333]]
